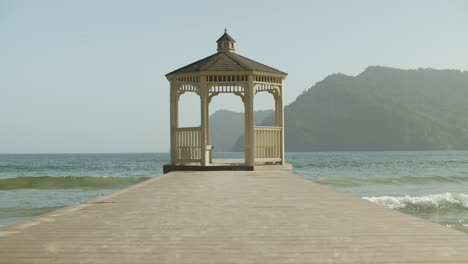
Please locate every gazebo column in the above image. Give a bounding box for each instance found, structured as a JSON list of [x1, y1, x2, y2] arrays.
[[246, 75, 255, 166], [207, 99, 211, 164], [243, 98, 249, 164], [169, 82, 179, 165], [200, 77, 209, 166], [276, 84, 285, 164]]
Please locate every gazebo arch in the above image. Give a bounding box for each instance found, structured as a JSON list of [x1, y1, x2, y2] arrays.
[[165, 30, 287, 168]]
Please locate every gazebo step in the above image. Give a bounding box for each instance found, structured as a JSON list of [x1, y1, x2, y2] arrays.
[[163, 160, 292, 174], [163, 164, 254, 174]]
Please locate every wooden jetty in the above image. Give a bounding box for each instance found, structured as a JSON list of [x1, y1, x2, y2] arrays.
[[1, 170, 468, 263]]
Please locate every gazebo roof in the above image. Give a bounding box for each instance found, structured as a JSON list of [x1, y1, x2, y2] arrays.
[[166, 52, 287, 76], [166, 31, 287, 77]]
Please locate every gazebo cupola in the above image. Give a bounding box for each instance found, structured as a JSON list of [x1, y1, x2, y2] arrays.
[[216, 29, 236, 52], [165, 30, 287, 168]]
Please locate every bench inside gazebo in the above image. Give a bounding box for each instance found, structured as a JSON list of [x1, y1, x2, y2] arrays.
[[163, 30, 290, 173]]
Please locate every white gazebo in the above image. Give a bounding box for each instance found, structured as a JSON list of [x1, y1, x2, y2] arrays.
[[164, 30, 287, 171]]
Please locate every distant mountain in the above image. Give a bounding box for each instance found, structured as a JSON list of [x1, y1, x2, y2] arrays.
[[265, 66, 468, 151], [214, 67, 468, 151], [209, 109, 273, 152]]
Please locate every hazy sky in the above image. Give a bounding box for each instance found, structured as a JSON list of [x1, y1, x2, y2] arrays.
[[1, 0, 467, 153]]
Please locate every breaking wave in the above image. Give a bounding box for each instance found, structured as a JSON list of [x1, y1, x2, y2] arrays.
[[363, 193, 468, 210], [0, 176, 150, 190], [317, 175, 468, 187]]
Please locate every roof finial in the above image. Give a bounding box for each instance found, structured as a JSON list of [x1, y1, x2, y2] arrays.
[[224, 27, 227, 33]]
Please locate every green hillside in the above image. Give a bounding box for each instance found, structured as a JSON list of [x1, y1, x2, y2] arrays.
[[275, 66, 468, 151]]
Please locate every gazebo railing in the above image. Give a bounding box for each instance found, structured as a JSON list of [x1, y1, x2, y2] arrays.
[[254, 126, 282, 162], [174, 127, 201, 163]]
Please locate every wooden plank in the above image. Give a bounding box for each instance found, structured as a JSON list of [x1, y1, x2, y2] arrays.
[[1, 170, 468, 263]]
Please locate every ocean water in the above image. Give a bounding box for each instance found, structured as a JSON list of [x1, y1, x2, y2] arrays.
[[0, 152, 467, 234]]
